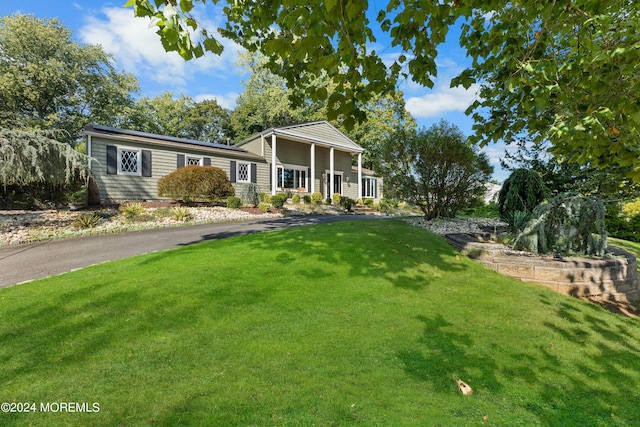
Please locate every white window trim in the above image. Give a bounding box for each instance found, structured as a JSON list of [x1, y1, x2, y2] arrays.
[[117, 147, 142, 176], [362, 177, 377, 198], [277, 164, 308, 191], [237, 161, 251, 183], [185, 155, 203, 166], [324, 170, 344, 196]]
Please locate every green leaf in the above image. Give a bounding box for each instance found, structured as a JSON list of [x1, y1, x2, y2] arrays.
[[180, 0, 194, 13]]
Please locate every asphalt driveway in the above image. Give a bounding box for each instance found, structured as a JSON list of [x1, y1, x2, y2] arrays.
[[0, 215, 379, 288]]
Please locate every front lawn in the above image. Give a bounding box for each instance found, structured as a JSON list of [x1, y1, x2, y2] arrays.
[[1, 219, 639, 426]]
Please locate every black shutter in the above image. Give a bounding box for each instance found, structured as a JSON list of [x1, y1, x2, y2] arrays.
[[106, 145, 117, 175], [251, 163, 257, 184], [177, 154, 185, 168], [230, 161, 236, 183], [308, 168, 311, 189], [269, 165, 272, 190], [203, 157, 211, 166], [142, 150, 152, 177]]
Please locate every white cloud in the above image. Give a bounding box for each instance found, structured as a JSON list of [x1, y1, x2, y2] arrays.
[[405, 83, 480, 118], [194, 92, 239, 110], [78, 6, 242, 91]]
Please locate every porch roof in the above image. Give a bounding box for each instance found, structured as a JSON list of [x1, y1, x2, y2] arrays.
[[237, 121, 364, 154]]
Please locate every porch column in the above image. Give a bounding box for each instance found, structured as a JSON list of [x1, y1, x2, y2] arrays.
[[310, 143, 315, 194], [271, 134, 277, 195], [357, 152, 362, 200], [329, 147, 334, 201]]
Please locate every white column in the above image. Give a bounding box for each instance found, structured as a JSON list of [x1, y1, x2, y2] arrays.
[[310, 143, 315, 194], [357, 152, 362, 200], [271, 134, 277, 195], [329, 147, 334, 201]]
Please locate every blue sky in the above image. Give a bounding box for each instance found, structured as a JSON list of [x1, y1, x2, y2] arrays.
[[1, 1, 512, 181]]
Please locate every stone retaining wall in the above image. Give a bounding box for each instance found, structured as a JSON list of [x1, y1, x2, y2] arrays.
[[446, 233, 640, 302]]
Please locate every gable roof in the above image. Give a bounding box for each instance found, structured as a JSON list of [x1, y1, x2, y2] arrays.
[[237, 121, 364, 154], [83, 124, 263, 160]]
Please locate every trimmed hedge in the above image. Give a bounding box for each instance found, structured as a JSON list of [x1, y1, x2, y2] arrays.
[[226, 196, 242, 209], [271, 193, 288, 208], [158, 165, 234, 204]]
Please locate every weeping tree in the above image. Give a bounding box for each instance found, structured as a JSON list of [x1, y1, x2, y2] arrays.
[[0, 128, 90, 207], [513, 193, 607, 257], [498, 168, 549, 228]]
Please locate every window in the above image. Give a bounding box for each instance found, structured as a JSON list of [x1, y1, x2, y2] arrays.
[[362, 177, 377, 198], [237, 162, 250, 183], [186, 156, 202, 166], [118, 148, 141, 176], [277, 166, 307, 191]]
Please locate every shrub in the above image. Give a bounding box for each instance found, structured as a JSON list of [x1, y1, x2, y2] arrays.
[[498, 168, 548, 220], [504, 210, 530, 233], [226, 196, 242, 209], [303, 195, 312, 204], [364, 198, 374, 207], [291, 194, 301, 204], [119, 202, 145, 219], [240, 183, 261, 207], [73, 212, 101, 228], [606, 203, 640, 242], [170, 206, 192, 221], [311, 192, 323, 205], [258, 192, 269, 203], [513, 193, 607, 256], [356, 198, 363, 205], [118, 202, 154, 223], [332, 193, 342, 205], [258, 202, 271, 213], [339, 196, 356, 211], [622, 199, 640, 217], [271, 193, 288, 208], [325, 197, 332, 205], [377, 198, 397, 214], [157, 165, 234, 204]]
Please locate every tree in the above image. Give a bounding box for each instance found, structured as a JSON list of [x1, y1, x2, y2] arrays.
[[501, 139, 640, 202], [497, 169, 549, 219], [0, 128, 89, 188], [121, 92, 231, 143], [454, 2, 640, 180], [229, 52, 325, 141], [349, 91, 416, 171], [127, 1, 640, 178], [0, 14, 138, 143], [380, 120, 492, 219]]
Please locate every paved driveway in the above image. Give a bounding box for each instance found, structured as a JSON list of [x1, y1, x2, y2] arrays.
[[0, 215, 379, 288]]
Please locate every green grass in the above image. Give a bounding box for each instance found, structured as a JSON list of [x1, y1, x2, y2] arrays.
[[609, 237, 640, 272], [2, 219, 640, 426]]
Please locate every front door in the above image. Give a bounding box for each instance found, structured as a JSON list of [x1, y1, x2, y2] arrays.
[[326, 173, 342, 197]]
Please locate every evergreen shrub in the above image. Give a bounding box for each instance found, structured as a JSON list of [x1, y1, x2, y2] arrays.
[[258, 202, 271, 213], [514, 193, 607, 256], [498, 169, 548, 219], [292, 194, 301, 204], [311, 192, 323, 205], [157, 165, 234, 204], [240, 183, 261, 207], [303, 195, 312, 204], [226, 196, 242, 209], [271, 193, 288, 208]]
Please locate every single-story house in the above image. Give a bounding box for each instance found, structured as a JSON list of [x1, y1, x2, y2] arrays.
[[83, 121, 383, 204]]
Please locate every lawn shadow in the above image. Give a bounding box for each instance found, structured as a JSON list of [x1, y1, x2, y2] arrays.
[[240, 218, 468, 292]]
